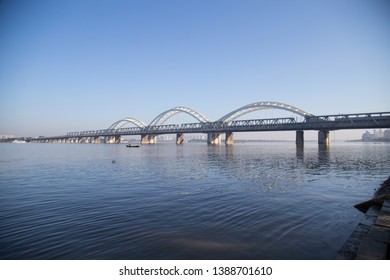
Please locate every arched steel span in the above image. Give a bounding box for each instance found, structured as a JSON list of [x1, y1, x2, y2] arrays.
[[108, 117, 146, 129], [148, 106, 212, 126], [218, 101, 314, 123], [107, 102, 311, 129]]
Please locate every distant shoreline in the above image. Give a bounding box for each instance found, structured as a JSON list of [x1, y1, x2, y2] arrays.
[[346, 138, 390, 143]]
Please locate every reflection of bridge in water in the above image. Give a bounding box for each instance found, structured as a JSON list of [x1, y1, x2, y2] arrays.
[[31, 101, 390, 145]]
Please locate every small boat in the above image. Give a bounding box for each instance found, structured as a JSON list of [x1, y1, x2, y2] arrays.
[[126, 144, 140, 148]]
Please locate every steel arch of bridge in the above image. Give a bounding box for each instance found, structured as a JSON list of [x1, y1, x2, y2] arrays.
[[148, 106, 212, 126], [218, 101, 314, 123], [107, 102, 312, 130], [108, 117, 146, 130]]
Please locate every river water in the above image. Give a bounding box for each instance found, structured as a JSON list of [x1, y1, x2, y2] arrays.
[[0, 142, 389, 259]]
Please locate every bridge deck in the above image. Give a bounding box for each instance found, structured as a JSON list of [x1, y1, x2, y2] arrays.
[[33, 112, 390, 141]]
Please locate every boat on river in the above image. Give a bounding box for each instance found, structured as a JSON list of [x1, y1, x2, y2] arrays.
[[126, 144, 140, 148]]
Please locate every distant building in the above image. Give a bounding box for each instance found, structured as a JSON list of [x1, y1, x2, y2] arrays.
[[362, 131, 372, 141], [362, 129, 390, 141], [0, 135, 15, 139]]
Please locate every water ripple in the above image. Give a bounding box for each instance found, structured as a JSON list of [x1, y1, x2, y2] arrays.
[[1, 142, 389, 259]]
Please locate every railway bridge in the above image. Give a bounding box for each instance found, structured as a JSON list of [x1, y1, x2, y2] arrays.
[[30, 101, 390, 145]]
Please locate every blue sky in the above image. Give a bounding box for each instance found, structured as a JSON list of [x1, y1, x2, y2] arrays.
[[0, 0, 389, 138]]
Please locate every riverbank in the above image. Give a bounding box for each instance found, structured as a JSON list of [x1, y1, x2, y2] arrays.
[[335, 177, 390, 259]]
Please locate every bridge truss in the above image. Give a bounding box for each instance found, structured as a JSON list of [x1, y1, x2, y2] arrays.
[[108, 117, 146, 129], [217, 101, 313, 123], [60, 112, 390, 138], [33, 101, 390, 144], [148, 106, 212, 126]]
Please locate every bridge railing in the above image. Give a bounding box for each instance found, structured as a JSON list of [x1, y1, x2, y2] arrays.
[[116, 127, 142, 134], [143, 123, 205, 133]]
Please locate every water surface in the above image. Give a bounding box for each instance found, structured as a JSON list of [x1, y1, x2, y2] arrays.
[[1, 142, 389, 259]]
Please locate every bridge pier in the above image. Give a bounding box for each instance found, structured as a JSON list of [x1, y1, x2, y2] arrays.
[[318, 130, 330, 145], [141, 134, 157, 144], [141, 135, 149, 144], [106, 136, 121, 144], [225, 132, 234, 145], [207, 133, 221, 145], [176, 133, 184, 145], [148, 135, 157, 144], [296, 130, 304, 146], [93, 137, 101, 144], [104, 136, 112, 143]]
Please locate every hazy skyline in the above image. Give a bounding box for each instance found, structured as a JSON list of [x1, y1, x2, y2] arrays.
[[1, 0, 389, 139]]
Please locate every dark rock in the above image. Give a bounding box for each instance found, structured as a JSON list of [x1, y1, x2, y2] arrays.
[[354, 176, 390, 213]]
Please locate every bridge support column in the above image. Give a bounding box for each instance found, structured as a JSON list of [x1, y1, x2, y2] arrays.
[[141, 135, 149, 144], [225, 132, 234, 145], [65, 138, 71, 143], [93, 137, 101, 144], [106, 136, 121, 144], [207, 133, 221, 145], [114, 136, 121, 144], [296, 130, 304, 146], [78, 137, 86, 143], [141, 134, 157, 144], [318, 130, 330, 145], [148, 135, 156, 144], [105, 136, 114, 143], [176, 133, 184, 145]]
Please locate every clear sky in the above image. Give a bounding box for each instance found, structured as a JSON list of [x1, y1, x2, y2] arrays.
[[0, 0, 389, 139]]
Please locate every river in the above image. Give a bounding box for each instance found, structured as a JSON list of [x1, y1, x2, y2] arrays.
[[1, 142, 389, 259]]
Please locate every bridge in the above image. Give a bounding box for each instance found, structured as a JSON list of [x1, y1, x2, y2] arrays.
[[30, 101, 390, 145]]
